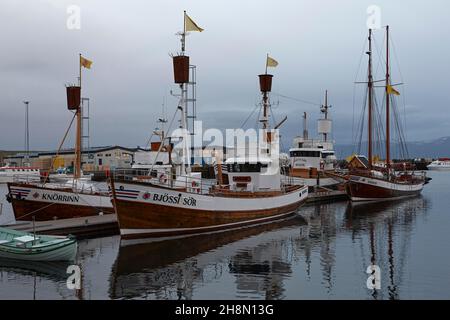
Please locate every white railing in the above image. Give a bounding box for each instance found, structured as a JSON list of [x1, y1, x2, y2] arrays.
[[113, 168, 216, 195], [12, 174, 41, 184]]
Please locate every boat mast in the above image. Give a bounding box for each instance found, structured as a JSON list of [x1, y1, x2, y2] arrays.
[[367, 29, 374, 169], [385, 25, 391, 171], [321, 90, 330, 142], [303, 112, 308, 140], [173, 11, 191, 175], [258, 63, 274, 152], [74, 54, 83, 180], [262, 55, 270, 131]]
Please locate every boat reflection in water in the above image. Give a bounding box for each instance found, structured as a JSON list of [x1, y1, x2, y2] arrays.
[[343, 196, 428, 300], [0, 259, 73, 300], [0, 260, 71, 280], [109, 196, 428, 300], [109, 216, 308, 300]]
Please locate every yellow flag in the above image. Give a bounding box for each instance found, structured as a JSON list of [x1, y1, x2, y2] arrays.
[[185, 13, 204, 32], [387, 85, 400, 96], [266, 56, 279, 68], [346, 154, 356, 163], [80, 56, 93, 69]]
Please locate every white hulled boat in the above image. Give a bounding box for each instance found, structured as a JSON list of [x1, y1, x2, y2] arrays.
[[0, 165, 40, 184], [286, 91, 339, 187], [427, 158, 450, 171]]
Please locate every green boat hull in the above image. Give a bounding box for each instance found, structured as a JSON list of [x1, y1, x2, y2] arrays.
[[0, 227, 77, 262]]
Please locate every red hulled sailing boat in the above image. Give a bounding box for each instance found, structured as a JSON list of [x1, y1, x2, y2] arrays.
[[345, 26, 427, 201]]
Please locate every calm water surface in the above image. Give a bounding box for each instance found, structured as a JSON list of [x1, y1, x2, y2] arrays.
[[0, 171, 449, 300]]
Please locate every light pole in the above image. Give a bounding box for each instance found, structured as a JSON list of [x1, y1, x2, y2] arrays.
[[23, 101, 30, 165]]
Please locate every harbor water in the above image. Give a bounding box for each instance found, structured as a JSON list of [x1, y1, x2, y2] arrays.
[[0, 171, 449, 300]]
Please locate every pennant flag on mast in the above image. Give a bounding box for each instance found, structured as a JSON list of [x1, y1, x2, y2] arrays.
[[80, 55, 93, 69], [387, 84, 400, 96], [266, 55, 279, 68], [185, 12, 204, 32]]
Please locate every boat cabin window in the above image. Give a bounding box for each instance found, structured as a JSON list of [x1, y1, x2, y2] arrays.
[[322, 152, 335, 158], [290, 151, 321, 158], [228, 162, 267, 173]]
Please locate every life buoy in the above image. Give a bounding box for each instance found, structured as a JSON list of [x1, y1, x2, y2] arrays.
[[159, 174, 168, 184], [191, 180, 200, 193]]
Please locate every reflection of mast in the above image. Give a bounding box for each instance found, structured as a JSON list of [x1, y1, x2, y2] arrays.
[[76, 267, 84, 300], [369, 223, 378, 299], [319, 204, 336, 292], [387, 220, 398, 300]]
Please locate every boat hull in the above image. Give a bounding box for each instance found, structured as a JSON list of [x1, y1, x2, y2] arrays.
[[0, 240, 77, 262], [427, 166, 450, 171], [7, 183, 113, 221], [111, 181, 308, 239], [346, 175, 424, 202]]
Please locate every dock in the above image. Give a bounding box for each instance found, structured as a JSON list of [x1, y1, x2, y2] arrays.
[[307, 188, 348, 204], [1, 214, 119, 239]]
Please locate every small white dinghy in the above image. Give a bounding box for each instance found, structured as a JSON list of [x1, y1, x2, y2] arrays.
[[0, 227, 77, 262]]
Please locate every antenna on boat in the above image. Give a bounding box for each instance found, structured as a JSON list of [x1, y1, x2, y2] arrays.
[[303, 112, 308, 140], [319, 91, 332, 142]]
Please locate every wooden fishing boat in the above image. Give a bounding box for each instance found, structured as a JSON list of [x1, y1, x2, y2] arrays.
[[5, 56, 114, 221], [109, 14, 308, 239], [111, 175, 307, 239], [345, 26, 426, 201], [0, 227, 77, 261], [6, 181, 113, 221]]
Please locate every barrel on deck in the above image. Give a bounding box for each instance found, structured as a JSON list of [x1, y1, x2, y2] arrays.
[[173, 55, 190, 84]]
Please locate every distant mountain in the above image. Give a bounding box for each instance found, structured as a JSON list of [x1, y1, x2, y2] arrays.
[[335, 137, 450, 159]]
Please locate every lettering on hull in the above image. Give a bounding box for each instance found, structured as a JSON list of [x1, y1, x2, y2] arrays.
[[41, 193, 80, 203]]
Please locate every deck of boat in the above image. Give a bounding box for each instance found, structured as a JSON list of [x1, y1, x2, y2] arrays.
[[1, 214, 119, 239]]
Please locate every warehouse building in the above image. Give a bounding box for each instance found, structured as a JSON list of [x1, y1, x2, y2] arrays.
[[2, 146, 138, 172]]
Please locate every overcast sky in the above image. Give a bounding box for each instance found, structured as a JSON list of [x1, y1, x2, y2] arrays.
[[1, 0, 449, 151]]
